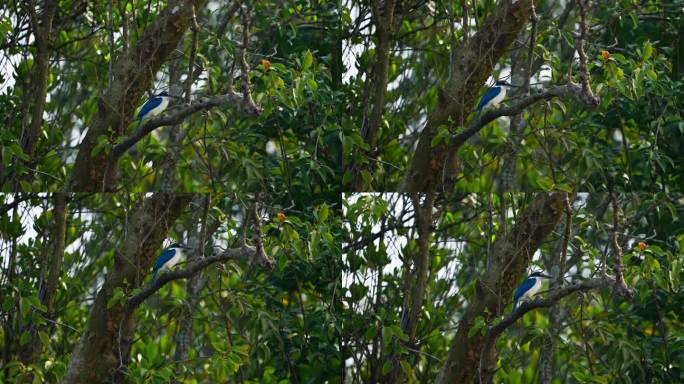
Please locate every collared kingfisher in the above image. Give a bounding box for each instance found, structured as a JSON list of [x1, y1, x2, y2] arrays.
[[136, 91, 173, 130], [476, 80, 513, 119], [512, 271, 551, 310], [151, 242, 188, 281]]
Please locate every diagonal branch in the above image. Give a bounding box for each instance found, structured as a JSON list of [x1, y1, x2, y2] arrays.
[[435, 193, 567, 384], [69, 0, 210, 191], [487, 277, 613, 339], [124, 245, 272, 313], [110, 92, 257, 159], [442, 82, 598, 184], [403, 0, 539, 192]]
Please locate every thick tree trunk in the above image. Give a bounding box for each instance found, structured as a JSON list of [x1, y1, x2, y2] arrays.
[[62, 194, 191, 384], [402, 0, 538, 193], [435, 193, 566, 384], [69, 0, 208, 191]]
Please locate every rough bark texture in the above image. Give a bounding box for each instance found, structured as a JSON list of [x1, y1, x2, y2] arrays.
[[435, 193, 566, 384], [62, 194, 191, 384], [403, 0, 538, 192], [69, 0, 208, 191]]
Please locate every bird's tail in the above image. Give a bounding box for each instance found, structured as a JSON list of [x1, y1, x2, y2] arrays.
[[477, 107, 482, 119], [512, 299, 519, 312], [151, 269, 158, 282], [136, 117, 143, 131]]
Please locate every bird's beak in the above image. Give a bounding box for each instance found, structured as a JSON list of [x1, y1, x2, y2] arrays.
[[540, 273, 552, 279]]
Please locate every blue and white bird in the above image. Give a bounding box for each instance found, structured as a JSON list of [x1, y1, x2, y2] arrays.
[[151, 242, 188, 281], [512, 271, 551, 310], [136, 91, 173, 130], [476, 80, 513, 119]]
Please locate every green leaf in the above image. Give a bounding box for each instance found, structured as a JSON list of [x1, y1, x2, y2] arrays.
[[364, 325, 377, 340], [19, 331, 31, 346], [382, 360, 393, 375], [38, 331, 50, 347], [399, 360, 414, 380], [92, 135, 111, 157], [536, 176, 554, 191], [106, 287, 126, 309], [642, 41, 652, 61], [468, 316, 487, 337], [2, 296, 13, 311], [317, 204, 329, 222], [302, 50, 313, 71]]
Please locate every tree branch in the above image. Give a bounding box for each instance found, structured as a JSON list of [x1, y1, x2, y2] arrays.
[[236, 3, 262, 116], [436, 193, 567, 384], [575, 0, 598, 103], [403, 0, 539, 192], [487, 277, 612, 339], [465, 83, 595, 147], [69, 0, 210, 191], [442, 83, 597, 185], [110, 92, 256, 159], [124, 245, 272, 313], [609, 193, 633, 299]]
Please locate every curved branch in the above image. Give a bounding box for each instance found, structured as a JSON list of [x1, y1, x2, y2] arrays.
[[110, 92, 260, 159], [441, 82, 599, 185], [451, 83, 596, 153], [124, 245, 272, 314], [487, 277, 612, 339]]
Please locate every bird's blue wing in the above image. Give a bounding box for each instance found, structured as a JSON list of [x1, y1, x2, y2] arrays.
[[138, 96, 163, 120], [477, 86, 502, 117], [513, 277, 536, 309], [152, 248, 176, 275]]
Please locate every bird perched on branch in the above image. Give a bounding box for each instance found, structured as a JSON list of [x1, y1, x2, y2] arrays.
[[512, 271, 551, 310], [476, 80, 514, 119], [151, 242, 188, 282], [136, 91, 174, 130]]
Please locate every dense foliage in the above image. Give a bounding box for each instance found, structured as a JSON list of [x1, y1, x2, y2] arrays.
[[0, 0, 342, 193], [1, 0, 683, 383], [342, 193, 684, 383], [341, 0, 684, 191], [0, 192, 342, 383]]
